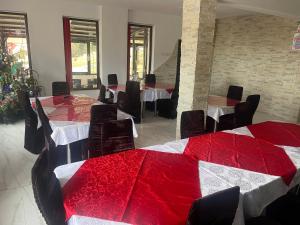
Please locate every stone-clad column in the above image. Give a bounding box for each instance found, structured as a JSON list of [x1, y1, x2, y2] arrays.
[[177, 0, 217, 137]]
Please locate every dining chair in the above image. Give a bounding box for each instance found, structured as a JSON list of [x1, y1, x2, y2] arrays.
[[181, 110, 205, 139], [98, 84, 113, 104], [144, 74, 157, 111], [263, 191, 300, 225], [187, 186, 240, 225], [246, 95, 260, 124], [205, 116, 216, 133], [88, 104, 119, 158], [35, 98, 67, 171], [145, 74, 156, 85], [31, 150, 66, 225], [52, 82, 70, 96], [18, 90, 45, 154], [90, 104, 117, 124], [217, 101, 252, 131], [126, 80, 141, 123], [88, 119, 135, 158], [117, 91, 130, 114], [107, 74, 118, 86], [227, 85, 243, 101]]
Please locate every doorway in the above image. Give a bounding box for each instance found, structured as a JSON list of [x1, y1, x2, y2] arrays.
[[128, 24, 152, 81]]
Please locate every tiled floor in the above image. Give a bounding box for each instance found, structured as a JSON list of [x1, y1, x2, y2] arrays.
[[0, 110, 284, 225]]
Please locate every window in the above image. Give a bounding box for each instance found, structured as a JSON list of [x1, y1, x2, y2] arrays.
[[63, 18, 99, 90], [0, 12, 31, 70], [128, 24, 152, 81]]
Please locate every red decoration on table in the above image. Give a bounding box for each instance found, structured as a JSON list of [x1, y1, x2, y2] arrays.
[[248, 121, 300, 147], [31, 96, 99, 122], [62, 150, 201, 224], [208, 95, 240, 107], [184, 132, 297, 185], [47, 105, 92, 122]]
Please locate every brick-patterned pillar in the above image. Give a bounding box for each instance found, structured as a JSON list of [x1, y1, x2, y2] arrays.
[[177, 0, 217, 137]]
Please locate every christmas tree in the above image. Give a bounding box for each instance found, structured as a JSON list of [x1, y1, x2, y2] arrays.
[[0, 30, 25, 123]]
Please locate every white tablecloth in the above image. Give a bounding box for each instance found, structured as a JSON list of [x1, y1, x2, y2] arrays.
[[54, 127, 300, 225], [207, 95, 236, 122], [109, 87, 172, 103], [32, 96, 138, 146]]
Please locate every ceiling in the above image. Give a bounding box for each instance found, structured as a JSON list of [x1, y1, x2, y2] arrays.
[[76, 0, 300, 19]]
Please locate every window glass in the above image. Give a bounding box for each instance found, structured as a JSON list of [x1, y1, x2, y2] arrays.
[[0, 12, 31, 70], [67, 18, 99, 90], [71, 42, 88, 73]]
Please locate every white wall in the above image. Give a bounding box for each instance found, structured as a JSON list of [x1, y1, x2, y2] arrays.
[[1, 0, 182, 96], [100, 6, 128, 86], [128, 10, 182, 72], [1, 0, 100, 95]]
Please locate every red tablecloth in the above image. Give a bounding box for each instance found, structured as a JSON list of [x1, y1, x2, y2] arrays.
[[248, 121, 300, 147], [184, 132, 297, 185], [62, 150, 201, 224]]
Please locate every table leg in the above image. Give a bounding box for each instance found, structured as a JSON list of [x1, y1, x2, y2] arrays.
[[154, 101, 157, 116], [140, 100, 144, 120], [67, 145, 71, 164]]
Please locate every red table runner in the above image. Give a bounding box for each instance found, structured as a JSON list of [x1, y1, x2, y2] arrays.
[[248, 121, 300, 147], [32, 96, 98, 108], [208, 95, 240, 107], [32, 96, 99, 122], [47, 105, 92, 122], [184, 132, 296, 185], [63, 150, 201, 224]]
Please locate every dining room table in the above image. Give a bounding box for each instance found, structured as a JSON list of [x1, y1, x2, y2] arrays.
[[207, 95, 240, 122], [31, 95, 138, 162], [54, 120, 300, 225], [108, 83, 174, 116], [207, 95, 240, 131]]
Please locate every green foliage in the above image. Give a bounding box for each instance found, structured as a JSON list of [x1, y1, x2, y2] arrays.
[[0, 31, 38, 123]]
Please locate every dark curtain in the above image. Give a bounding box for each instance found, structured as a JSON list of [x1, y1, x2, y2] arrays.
[[63, 17, 72, 89]]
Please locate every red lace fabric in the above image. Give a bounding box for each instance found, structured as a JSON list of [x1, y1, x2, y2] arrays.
[[62, 150, 201, 224], [47, 105, 92, 122], [248, 121, 300, 147], [37, 96, 98, 107], [208, 95, 240, 107], [184, 132, 297, 185], [32, 96, 99, 122]]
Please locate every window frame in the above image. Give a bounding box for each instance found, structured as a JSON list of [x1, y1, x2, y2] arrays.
[[127, 23, 153, 81], [0, 11, 32, 70], [65, 17, 100, 90]]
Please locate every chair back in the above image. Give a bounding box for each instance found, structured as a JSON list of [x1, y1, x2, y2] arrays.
[[234, 101, 252, 128], [108, 74, 118, 86], [35, 98, 67, 171], [90, 104, 117, 124], [246, 95, 260, 123], [98, 84, 107, 102], [35, 98, 53, 139], [19, 90, 44, 154], [187, 186, 240, 225], [227, 85, 243, 101], [88, 119, 134, 158], [126, 81, 141, 123], [117, 91, 130, 114], [145, 74, 156, 85], [52, 82, 70, 96], [88, 104, 118, 156], [31, 150, 66, 225], [181, 110, 205, 139]]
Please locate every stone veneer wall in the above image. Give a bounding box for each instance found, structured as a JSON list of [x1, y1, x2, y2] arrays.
[[154, 42, 178, 85], [211, 14, 300, 122]]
